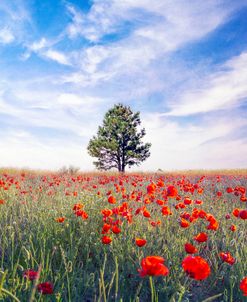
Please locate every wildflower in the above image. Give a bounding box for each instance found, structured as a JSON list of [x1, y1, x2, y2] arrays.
[[161, 206, 172, 216], [147, 183, 156, 195], [108, 195, 116, 204], [167, 186, 178, 198], [55, 217, 65, 223], [112, 225, 121, 234], [180, 218, 190, 228], [135, 238, 147, 247], [184, 243, 198, 254], [138, 256, 169, 277], [219, 252, 235, 265], [102, 236, 112, 244], [240, 277, 247, 296], [37, 282, 53, 295], [230, 224, 236, 232], [143, 209, 151, 218], [239, 210, 247, 220], [182, 256, 211, 280], [73, 203, 83, 212], [194, 232, 208, 243], [23, 269, 38, 281], [232, 208, 240, 217]]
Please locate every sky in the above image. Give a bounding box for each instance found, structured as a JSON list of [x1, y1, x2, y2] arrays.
[[0, 0, 247, 171]]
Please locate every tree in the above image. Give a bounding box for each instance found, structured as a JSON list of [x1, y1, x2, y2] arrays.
[[87, 104, 151, 172]]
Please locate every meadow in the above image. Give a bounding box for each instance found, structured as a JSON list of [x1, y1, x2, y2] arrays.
[[0, 169, 246, 301]]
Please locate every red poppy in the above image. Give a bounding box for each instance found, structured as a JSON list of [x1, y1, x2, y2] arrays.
[[226, 187, 234, 193], [161, 206, 172, 216], [108, 195, 116, 204], [206, 216, 219, 231], [55, 217, 65, 223], [184, 243, 198, 254], [0, 199, 5, 205], [194, 232, 208, 243], [75, 210, 88, 219], [240, 277, 247, 296], [101, 209, 113, 217], [184, 197, 192, 205], [37, 282, 53, 295], [239, 210, 247, 220], [167, 186, 178, 198], [23, 269, 38, 281], [112, 225, 121, 234], [180, 218, 190, 228], [219, 252, 235, 265], [73, 203, 83, 212], [102, 236, 112, 244], [135, 238, 147, 247], [102, 223, 111, 234], [143, 209, 151, 218], [233, 208, 240, 217], [230, 224, 236, 232], [138, 256, 169, 277], [147, 183, 156, 195], [182, 256, 211, 280]]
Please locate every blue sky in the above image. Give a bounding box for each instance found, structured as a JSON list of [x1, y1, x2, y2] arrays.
[[0, 0, 247, 171]]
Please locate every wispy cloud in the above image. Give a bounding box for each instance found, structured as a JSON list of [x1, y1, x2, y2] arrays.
[[165, 52, 247, 116], [0, 27, 14, 44]]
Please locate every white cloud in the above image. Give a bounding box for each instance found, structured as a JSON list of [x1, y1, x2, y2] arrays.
[[0, 27, 14, 44], [0, 135, 93, 170], [62, 0, 243, 95], [141, 114, 247, 170], [43, 49, 71, 66], [165, 52, 247, 116]]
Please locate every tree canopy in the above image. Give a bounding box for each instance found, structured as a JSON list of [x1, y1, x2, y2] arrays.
[[87, 104, 151, 172]]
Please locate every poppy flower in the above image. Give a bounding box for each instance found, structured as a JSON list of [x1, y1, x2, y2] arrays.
[[233, 208, 240, 218], [206, 217, 219, 231], [147, 183, 156, 195], [23, 269, 38, 281], [135, 238, 147, 247], [75, 210, 88, 219], [226, 187, 234, 193], [108, 195, 116, 204], [0, 199, 5, 205], [101, 209, 113, 217], [184, 198, 192, 205], [180, 218, 190, 228], [230, 224, 236, 232], [239, 210, 247, 220], [182, 256, 211, 280], [184, 243, 198, 254], [37, 282, 53, 295], [194, 232, 208, 243], [240, 277, 247, 296], [73, 203, 83, 212], [143, 209, 151, 218], [219, 252, 235, 265], [102, 223, 111, 234], [102, 236, 112, 244], [55, 217, 65, 223], [138, 256, 169, 277], [161, 206, 172, 216], [112, 225, 121, 234], [167, 186, 178, 198]]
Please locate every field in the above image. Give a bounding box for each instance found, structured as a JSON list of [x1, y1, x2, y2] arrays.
[[0, 170, 246, 302]]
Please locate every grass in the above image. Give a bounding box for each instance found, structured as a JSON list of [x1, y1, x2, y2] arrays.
[[0, 170, 246, 301]]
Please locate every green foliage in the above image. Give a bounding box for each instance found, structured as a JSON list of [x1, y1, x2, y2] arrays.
[[87, 104, 151, 172]]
